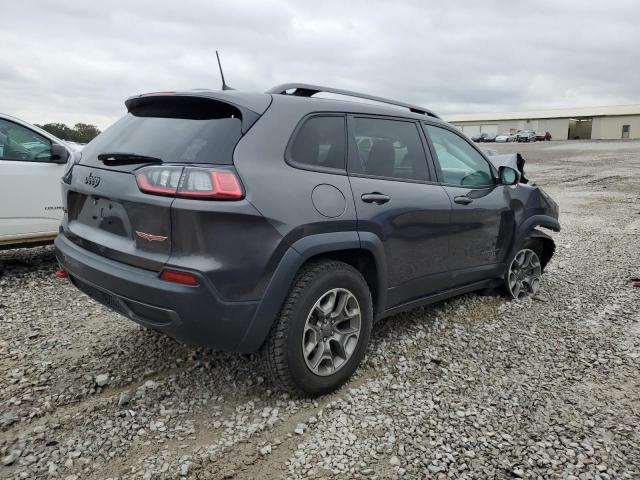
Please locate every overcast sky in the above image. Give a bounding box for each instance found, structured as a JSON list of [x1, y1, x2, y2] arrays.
[[2, 0, 639, 130]]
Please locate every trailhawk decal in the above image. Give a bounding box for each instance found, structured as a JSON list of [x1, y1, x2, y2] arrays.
[[135, 231, 168, 242]]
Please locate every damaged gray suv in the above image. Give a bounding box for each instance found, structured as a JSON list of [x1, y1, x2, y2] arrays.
[[55, 84, 560, 395]]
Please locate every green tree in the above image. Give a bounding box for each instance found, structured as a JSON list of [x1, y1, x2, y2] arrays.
[[37, 123, 75, 141], [73, 123, 101, 143], [36, 122, 101, 143]]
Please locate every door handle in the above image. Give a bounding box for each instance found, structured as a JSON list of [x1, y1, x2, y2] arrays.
[[454, 195, 473, 205], [361, 193, 390, 205]]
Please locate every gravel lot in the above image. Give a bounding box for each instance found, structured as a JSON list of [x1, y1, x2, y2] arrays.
[[1, 140, 639, 479]]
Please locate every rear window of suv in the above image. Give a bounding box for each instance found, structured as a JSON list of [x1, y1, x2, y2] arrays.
[[81, 97, 243, 165], [287, 115, 346, 172]]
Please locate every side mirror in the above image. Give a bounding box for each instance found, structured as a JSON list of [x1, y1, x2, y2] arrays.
[[499, 166, 520, 186], [50, 143, 70, 164]]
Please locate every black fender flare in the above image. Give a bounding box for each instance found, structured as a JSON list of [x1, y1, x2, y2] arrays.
[[508, 214, 559, 268], [236, 231, 387, 353]]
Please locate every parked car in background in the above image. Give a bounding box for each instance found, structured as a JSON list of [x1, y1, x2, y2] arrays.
[[55, 83, 560, 395], [517, 130, 536, 142], [483, 133, 497, 142], [471, 133, 488, 142], [0, 113, 73, 249], [535, 131, 552, 141], [496, 132, 517, 143]]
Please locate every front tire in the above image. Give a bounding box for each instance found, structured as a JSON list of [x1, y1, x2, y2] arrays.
[[262, 260, 373, 396]]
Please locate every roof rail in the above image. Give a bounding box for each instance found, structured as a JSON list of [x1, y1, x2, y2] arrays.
[[266, 83, 440, 119]]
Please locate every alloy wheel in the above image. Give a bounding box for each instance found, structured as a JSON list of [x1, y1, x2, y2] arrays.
[[507, 248, 542, 299], [302, 288, 362, 376]]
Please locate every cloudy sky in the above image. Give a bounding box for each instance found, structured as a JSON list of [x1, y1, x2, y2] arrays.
[[2, 0, 639, 130]]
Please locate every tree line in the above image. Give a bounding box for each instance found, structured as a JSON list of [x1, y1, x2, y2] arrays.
[[36, 123, 101, 144]]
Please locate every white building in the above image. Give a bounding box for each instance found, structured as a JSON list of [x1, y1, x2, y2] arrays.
[[445, 104, 640, 140]]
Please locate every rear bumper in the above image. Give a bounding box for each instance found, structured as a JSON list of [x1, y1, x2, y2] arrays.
[[55, 234, 259, 352]]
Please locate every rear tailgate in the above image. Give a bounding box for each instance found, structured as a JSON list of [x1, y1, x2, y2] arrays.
[[65, 164, 177, 271], [63, 92, 271, 272]]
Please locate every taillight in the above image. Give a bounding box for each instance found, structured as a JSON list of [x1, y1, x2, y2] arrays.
[[55, 268, 69, 279], [160, 269, 199, 286], [135, 166, 182, 196], [135, 166, 244, 200], [178, 168, 243, 199]]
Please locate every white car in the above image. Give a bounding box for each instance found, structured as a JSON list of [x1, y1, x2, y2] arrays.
[[495, 132, 517, 143], [0, 114, 76, 249]]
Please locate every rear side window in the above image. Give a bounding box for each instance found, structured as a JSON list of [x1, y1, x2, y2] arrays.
[[288, 115, 346, 171], [348, 117, 430, 182], [81, 97, 243, 165]]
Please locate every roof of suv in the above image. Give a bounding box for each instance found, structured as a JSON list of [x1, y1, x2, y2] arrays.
[[266, 83, 440, 118], [126, 84, 444, 124]]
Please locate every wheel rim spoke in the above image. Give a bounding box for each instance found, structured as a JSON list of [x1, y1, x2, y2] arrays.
[[303, 324, 321, 356], [330, 336, 348, 361], [335, 322, 359, 335], [529, 277, 541, 294], [514, 252, 525, 267], [314, 290, 336, 317], [331, 290, 349, 319], [308, 340, 326, 370], [512, 281, 522, 298]]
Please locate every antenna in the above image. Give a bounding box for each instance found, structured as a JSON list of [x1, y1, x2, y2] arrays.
[[216, 50, 235, 91]]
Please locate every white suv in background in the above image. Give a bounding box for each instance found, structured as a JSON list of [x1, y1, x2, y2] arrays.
[[0, 113, 76, 249]]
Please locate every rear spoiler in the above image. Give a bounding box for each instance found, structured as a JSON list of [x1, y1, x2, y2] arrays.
[[125, 91, 272, 134]]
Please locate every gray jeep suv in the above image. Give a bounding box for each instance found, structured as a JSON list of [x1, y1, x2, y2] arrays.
[[55, 84, 559, 395]]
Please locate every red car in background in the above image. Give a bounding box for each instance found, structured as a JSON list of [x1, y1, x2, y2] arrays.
[[536, 131, 552, 141]]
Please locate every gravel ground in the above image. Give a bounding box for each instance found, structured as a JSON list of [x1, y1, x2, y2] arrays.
[[1, 140, 639, 479]]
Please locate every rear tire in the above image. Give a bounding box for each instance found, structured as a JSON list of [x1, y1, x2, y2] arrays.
[[262, 260, 373, 396]]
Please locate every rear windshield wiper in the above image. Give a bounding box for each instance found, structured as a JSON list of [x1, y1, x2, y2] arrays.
[[98, 152, 163, 166]]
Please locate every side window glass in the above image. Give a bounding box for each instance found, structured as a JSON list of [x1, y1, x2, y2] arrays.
[[423, 124, 494, 187], [0, 119, 52, 161], [289, 116, 346, 171], [349, 117, 429, 181]]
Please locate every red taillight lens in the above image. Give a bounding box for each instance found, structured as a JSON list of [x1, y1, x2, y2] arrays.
[[55, 268, 69, 279], [159, 269, 199, 286], [178, 168, 243, 199], [135, 167, 183, 196], [135, 166, 243, 200]]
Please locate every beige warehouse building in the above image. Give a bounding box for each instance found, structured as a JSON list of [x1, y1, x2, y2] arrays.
[[445, 104, 640, 140]]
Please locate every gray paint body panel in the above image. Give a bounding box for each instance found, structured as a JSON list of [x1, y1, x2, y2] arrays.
[[56, 89, 560, 353]]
